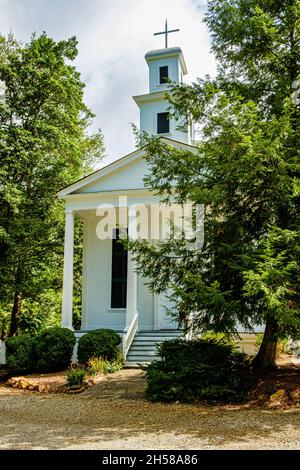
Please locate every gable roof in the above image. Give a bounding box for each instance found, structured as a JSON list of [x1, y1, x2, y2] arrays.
[[57, 137, 197, 198]]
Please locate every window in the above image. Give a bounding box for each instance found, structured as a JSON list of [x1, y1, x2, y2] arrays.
[[159, 66, 168, 84], [111, 229, 128, 308], [157, 112, 169, 134]]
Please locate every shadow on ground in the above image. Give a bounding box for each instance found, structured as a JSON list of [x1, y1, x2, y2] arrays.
[[0, 368, 300, 450]]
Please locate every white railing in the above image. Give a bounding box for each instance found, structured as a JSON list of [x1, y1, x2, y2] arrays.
[[185, 312, 195, 341], [122, 312, 138, 359]]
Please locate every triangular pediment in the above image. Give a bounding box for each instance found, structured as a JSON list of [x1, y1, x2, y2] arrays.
[[57, 137, 196, 198]]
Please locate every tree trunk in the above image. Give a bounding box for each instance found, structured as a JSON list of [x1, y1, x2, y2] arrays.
[[9, 291, 22, 337], [252, 316, 278, 369]]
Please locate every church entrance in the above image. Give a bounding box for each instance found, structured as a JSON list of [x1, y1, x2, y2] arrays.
[[110, 229, 128, 309]]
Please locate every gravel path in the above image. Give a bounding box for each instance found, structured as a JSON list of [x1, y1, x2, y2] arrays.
[[0, 382, 300, 450]]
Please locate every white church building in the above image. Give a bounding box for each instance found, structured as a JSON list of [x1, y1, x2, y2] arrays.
[[58, 34, 257, 363]]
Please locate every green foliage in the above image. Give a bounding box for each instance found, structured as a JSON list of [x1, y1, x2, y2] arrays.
[[205, 0, 300, 116], [144, 338, 252, 403], [86, 357, 108, 375], [87, 350, 124, 375], [276, 338, 290, 356], [0, 305, 9, 340], [66, 367, 86, 387], [34, 327, 76, 372], [243, 228, 300, 337], [130, 99, 297, 332], [255, 333, 264, 352], [5, 334, 35, 372], [77, 329, 121, 364], [201, 330, 235, 345], [0, 32, 104, 337], [5, 327, 76, 372], [17, 289, 62, 334]]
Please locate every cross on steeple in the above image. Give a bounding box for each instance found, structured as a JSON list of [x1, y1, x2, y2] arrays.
[[153, 19, 179, 49]]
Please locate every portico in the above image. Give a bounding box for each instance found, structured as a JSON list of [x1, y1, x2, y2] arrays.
[[59, 182, 184, 332]]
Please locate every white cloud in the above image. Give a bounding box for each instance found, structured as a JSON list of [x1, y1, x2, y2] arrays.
[[0, 0, 216, 164]]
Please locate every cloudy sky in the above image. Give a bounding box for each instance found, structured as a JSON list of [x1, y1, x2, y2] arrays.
[[0, 0, 216, 164]]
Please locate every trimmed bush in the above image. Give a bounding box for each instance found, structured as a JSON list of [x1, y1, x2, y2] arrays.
[[34, 327, 76, 372], [78, 329, 121, 364], [144, 337, 252, 404], [5, 335, 36, 373]]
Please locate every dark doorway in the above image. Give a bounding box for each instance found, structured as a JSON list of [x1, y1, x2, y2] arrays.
[[111, 229, 128, 308]]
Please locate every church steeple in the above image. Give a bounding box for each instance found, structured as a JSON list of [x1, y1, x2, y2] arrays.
[[133, 23, 192, 144], [145, 47, 187, 93]]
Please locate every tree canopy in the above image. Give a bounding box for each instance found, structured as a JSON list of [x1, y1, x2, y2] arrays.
[[0, 33, 104, 336]]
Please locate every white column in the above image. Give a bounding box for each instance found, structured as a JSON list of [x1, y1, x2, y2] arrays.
[[125, 205, 138, 331], [62, 209, 74, 329]]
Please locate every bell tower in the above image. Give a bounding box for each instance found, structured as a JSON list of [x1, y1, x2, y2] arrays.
[[133, 21, 192, 144]]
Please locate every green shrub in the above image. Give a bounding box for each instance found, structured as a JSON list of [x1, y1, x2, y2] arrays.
[[144, 338, 252, 404], [276, 338, 290, 356], [87, 350, 124, 375], [105, 349, 124, 373], [201, 331, 235, 345], [78, 329, 121, 364], [86, 357, 108, 375], [66, 367, 86, 387], [34, 327, 76, 372], [255, 333, 263, 352], [5, 335, 36, 373]]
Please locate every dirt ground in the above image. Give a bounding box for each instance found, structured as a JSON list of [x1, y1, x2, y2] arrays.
[[0, 368, 300, 450]]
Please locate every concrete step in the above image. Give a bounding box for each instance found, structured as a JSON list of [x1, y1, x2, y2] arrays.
[[133, 334, 179, 337], [126, 356, 159, 363], [138, 330, 183, 336], [125, 330, 183, 366], [124, 363, 145, 368], [128, 346, 161, 352], [132, 336, 181, 342], [127, 352, 158, 357]]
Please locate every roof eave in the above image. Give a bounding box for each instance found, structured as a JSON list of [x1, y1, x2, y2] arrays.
[[57, 137, 197, 198]]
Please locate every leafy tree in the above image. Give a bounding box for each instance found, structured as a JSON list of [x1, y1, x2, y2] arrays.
[[205, 0, 300, 116], [128, 0, 300, 368], [0, 33, 104, 336]]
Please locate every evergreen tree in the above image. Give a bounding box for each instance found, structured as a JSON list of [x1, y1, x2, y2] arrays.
[[128, 0, 300, 367]]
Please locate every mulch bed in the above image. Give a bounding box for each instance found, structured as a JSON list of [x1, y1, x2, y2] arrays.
[[247, 363, 300, 408]]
